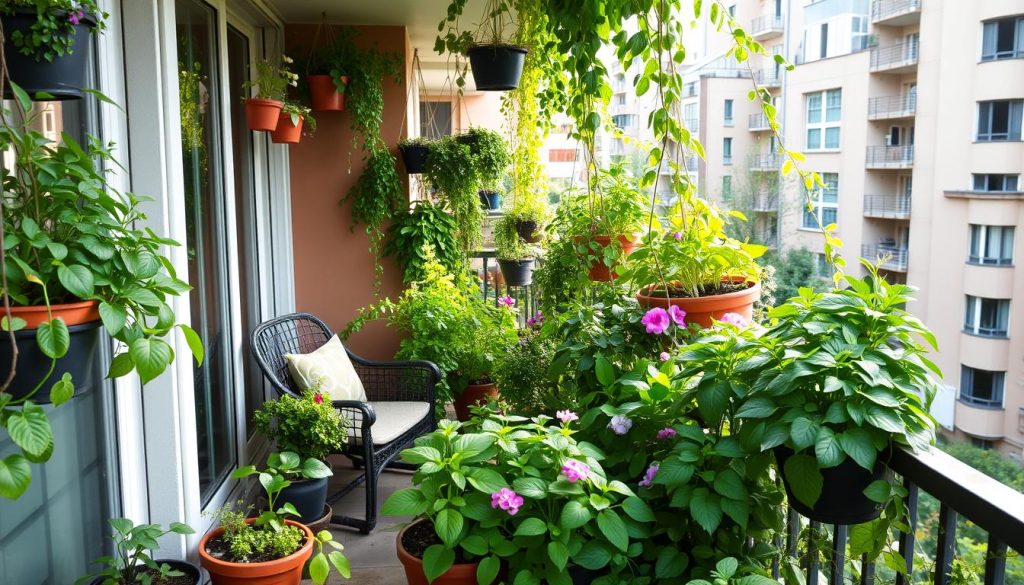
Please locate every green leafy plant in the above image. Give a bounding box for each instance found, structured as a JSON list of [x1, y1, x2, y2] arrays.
[[78, 518, 195, 585], [384, 201, 462, 284], [494, 215, 538, 261], [463, 126, 511, 192], [399, 136, 434, 148], [234, 450, 333, 486], [424, 135, 484, 253], [280, 100, 316, 135], [341, 147, 403, 286], [306, 27, 358, 94], [344, 43, 401, 153], [1, 0, 107, 62], [684, 557, 778, 585], [491, 329, 556, 415], [503, 194, 549, 231], [252, 389, 347, 462], [242, 55, 297, 100]]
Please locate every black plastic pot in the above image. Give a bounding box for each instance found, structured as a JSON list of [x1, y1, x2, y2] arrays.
[[498, 259, 535, 287], [515, 220, 542, 243], [279, 476, 329, 523], [569, 566, 609, 585], [466, 44, 528, 91], [399, 144, 430, 174], [775, 446, 886, 525], [457, 133, 478, 147], [87, 559, 205, 585], [0, 320, 101, 403], [2, 9, 96, 100], [480, 190, 502, 210]]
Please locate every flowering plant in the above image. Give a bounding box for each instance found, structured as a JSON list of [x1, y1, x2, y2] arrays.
[[242, 55, 297, 101], [1, 0, 107, 62], [252, 387, 347, 462]]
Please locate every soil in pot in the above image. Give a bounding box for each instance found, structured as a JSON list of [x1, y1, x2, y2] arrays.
[[2, 9, 96, 100], [88, 560, 203, 585], [498, 258, 534, 287], [308, 74, 348, 111], [515, 220, 542, 243], [579, 235, 636, 281], [279, 476, 328, 523], [774, 446, 887, 525], [453, 382, 498, 421], [244, 98, 283, 131], [398, 520, 479, 585], [270, 113, 303, 144], [400, 144, 430, 174], [200, 519, 313, 585], [466, 44, 528, 91], [636, 278, 760, 329]]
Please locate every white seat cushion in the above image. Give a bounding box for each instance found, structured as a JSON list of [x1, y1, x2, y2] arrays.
[[285, 335, 367, 401], [348, 401, 431, 446]]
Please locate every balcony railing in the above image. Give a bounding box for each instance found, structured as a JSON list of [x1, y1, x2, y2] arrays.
[[867, 94, 916, 119], [750, 152, 783, 171], [863, 193, 911, 218], [472, 249, 540, 328], [748, 113, 772, 131], [752, 194, 778, 212], [866, 145, 914, 169], [750, 14, 784, 39], [753, 69, 782, 88], [871, 0, 922, 24], [870, 40, 919, 71], [862, 243, 908, 271]]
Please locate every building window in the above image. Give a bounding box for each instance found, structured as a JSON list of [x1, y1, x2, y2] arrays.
[[722, 175, 732, 200], [814, 253, 834, 279], [420, 101, 453, 139], [612, 114, 636, 128], [548, 148, 577, 162], [723, 137, 733, 164], [802, 172, 839, 229], [969, 225, 1015, 265], [960, 366, 1005, 408], [819, 22, 829, 59], [964, 295, 1010, 337], [973, 174, 1020, 192], [981, 16, 1024, 61], [977, 100, 1023, 141], [971, 437, 994, 450], [852, 16, 868, 51], [806, 89, 841, 150], [728, 4, 736, 17], [724, 99, 734, 125]]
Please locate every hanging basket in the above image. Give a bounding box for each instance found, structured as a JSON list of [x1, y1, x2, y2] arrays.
[[399, 144, 430, 174], [308, 74, 349, 111], [270, 112, 304, 144], [774, 446, 887, 525], [466, 44, 528, 91], [498, 258, 535, 287], [1, 9, 97, 100]]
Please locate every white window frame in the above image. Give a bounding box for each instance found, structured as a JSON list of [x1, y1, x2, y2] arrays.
[[801, 172, 839, 229], [964, 295, 1010, 338], [724, 99, 734, 126], [968, 224, 1015, 265], [805, 89, 841, 151]]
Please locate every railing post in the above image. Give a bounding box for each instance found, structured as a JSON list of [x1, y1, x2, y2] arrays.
[[831, 524, 848, 585], [934, 503, 958, 585], [895, 482, 919, 585], [984, 536, 1007, 585], [807, 520, 820, 585]]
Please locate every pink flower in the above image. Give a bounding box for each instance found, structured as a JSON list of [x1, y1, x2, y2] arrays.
[[667, 305, 687, 326], [607, 415, 633, 435], [527, 311, 544, 327], [641, 308, 670, 334], [313, 392, 324, 404], [561, 460, 591, 483], [657, 427, 677, 440], [659, 351, 671, 361], [498, 296, 515, 308], [490, 488, 524, 516], [672, 231, 683, 241], [719, 312, 748, 327], [556, 410, 578, 424], [68, 10, 84, 25], [639, 463, 660, 488]]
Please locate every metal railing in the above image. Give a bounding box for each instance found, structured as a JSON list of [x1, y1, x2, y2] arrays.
[[867, 94, 917, 119], [861, 243, 909, 271], [471, 250, 541, 328], [752, 194, 778, 212], [749, 113, 772, 131], [866, 145, 914, 168], [870, 40, 919, 71], [871, 0, 922, 23], [750, 14, 784, 37], [750, 152, 784, 171], [863, 194, 911, 218], [753, 69, 782, 87]]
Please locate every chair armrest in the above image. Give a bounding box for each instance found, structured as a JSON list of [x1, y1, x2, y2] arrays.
[[332, 400, 376, 429], [350, 358, 440, 405]]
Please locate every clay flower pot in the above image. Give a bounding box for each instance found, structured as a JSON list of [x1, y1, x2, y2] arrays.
[[270, 112, 303, 144], [244, 98, 284, 131], [199, 519, 313, 585], [397, 521, 480, 585], [636, 278, 761, 329], [307, 74, 349, 111], [453, 382, 498, 421], [577, 235, 636, 281]]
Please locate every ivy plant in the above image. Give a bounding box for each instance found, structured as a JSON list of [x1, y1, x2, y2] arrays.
[[341, 147, 404, 288], [424, 135, 484, 254]]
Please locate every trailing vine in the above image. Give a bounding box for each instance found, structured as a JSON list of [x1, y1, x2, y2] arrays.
[[424, 136, 483, 254], [342, 147, 404, 289]]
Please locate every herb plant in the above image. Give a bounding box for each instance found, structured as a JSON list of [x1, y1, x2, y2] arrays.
[[2, 0, 108, 62], [242, 55, 297, 101], [252, 388, 347, 462], [384, 201, 462, 284], [78, 518, 195, 585]]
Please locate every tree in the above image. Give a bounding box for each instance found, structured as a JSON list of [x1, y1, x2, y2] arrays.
[[761, 248, 828, 306]]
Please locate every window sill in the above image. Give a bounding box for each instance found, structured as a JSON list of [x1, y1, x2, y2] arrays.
[[804, 148, 842, 153], [979, 56, 1024, 64], [973, 140, 1024, 144], [961, 329, 1009, 340], [957, 398, 1005, 411], [965, 260, 1014, 268], [797, 227, 834, 234]]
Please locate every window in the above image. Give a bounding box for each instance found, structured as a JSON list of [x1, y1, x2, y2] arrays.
[[724, 99, 734, 125], [969, 225, 1015, 265], [614, 93, 626, 106], [612, 114, 636, 128], [723, 137, 733, 164], [820, 22, 828, 59], [806, 89, 841, 149], [964, 296, 1010, 337], [548, 148, 577, 162], [802, 172, 838, 229], [722, 176, 732, 199], [852, 16, 868, 51], [973, 174, 1020, 192], [981, 16, 1024, 61], [728, 4, 736, 17], [814, 253, 834, 278], [420, 101, 453, 139], [971, 437, 994, 450], [960, 366, 1005, 407], [977, 100, 1023, 141]]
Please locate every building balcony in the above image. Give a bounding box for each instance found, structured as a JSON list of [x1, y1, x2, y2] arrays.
[[870, 41, 919, 73], [752, 194, 778, 212], [749, 14, 784, 40], [871, 0, 922, 26], [862, 243, 908, 272], [867, 94, 916, 120], [683, 154, 700, 171], [863, 193, 911, 219], [753, 229, 779, 249], [749, 152, 783, 171], [866, 145, 914, 169], [748, 113, 772, 131], [955, 399, 1005, 439], [752, 69, 782, 89]]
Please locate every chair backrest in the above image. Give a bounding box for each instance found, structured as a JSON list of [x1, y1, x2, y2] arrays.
[[250, 312, 334, 398]]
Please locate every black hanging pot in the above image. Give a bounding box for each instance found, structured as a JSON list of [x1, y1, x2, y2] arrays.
[[498, 258, 534, 287], [279, 476, 329, 523], [774, 446, 886, 525], [515, 220, 542, 243], [399, 144, 430, 174], [569, 566, 610, 585], [466, 44, 528, 91], [87, 559, 205, 585], [480, 190, 502, 210], [457, 133, 479, 147], [2, 9, 97, 100]]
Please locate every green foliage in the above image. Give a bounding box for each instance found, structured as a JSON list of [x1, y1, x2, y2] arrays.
[[425, 136, 485, 253], [342, 147, 404, 286], [252, 389, 347, 462], [233, 450, 333, 485], [938, 440, 1024, 492], [399, 136, 434, 148], [306, 27, 358, 93], [494, 214, 538, 261], [242, 55, 297, 101], [384, 201, 462, 284], [463, 126, 511, 191], [491, 329, 557, 415], [763, 249, 828, 306], [2, 0, 107, 62], [345, 44, 401, 154], [568, 166, 648, 238], [280, 100, 316, 135], [77, 518, 195, 585]]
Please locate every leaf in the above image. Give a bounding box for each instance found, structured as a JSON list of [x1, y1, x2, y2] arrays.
[[789, 418, 817, 450], [98, 302, 127, 336], [57, 264, 95, 298], [328, 550, 351, 579], [735, 396, 776, 419], [548, 541, 569, 571], [129, 337, 174, 384], [107, 353, 135, 378], [36, 318, 70, 359], [179, 324, 204, 366], [864, 405, 905, 434], [783, 454, 823, 509], [560, 500, 592, 530], [434, 508, 463, 547], [477, 555, 500, 585], [689, 488, 722, 534], [574, 540, 611, 570], [814, 427, 844, 468], [596, 509, 629, 552], [7, 403, 53, 458], [712, 469, 746, 501], [513, 477, 547, 499], [595, 354, 615, 385], [466, 467, 506, 493], [655, 546, 688, 578], [422, 544, 455, 583], [461, 535, 488, 556], [50, 373, 74, 406], [309, 553, 328, 585], [716, 557, 739, 579], [514, 517, 547, 536], [301, 457, 333, 479], [863, 480, 891, 503], [837, 428, 877, 471], [621, 496, 655, 522], [0, 454, 31, 499]]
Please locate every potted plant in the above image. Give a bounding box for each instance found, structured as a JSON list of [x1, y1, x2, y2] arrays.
[[479, 190, 502, 211], [78, 518, 201, 585], [234, 451, 333, 525], [491, 329, 557, 416], [242, 55, 297, 132], [424, 136, 484, 253], [383, 201, 462, 284], [494, 215, 539, 287], [306, 30, 356, 112], [270, 101, 315, 145], [0, 0, 107, 99], [732, 262, 938, 525], [437, 0, 527, 91], [505, 194, 548, 244], [201, 461, 350, 585], [399, 136, 433, 174]]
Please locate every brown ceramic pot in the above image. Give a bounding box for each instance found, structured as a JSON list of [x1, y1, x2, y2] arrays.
[[453, 382, 498, 421], [199, 519, 313, 585], [636, 278, 761, 329]]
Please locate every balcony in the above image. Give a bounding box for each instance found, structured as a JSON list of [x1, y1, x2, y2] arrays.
[[748, 113, 772, 131], [871, 0, 922, 26], [753, 69, 782, 89], [862, 243, 909, 272], [863, 193, 911, 219], [749, 14, 784, 40], [749, 152, 783, 171], [955, 400, 1005, 439], [870, 41, 919, 73], [866, 145, 914, 169], [753, 229, 779, 249], [867, 94, 916, 120], [752, 194, 778, 212]]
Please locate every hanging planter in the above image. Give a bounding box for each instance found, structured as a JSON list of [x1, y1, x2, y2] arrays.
[[479, 190, 502, 210], [399, 142, 431, 174], [1, 9, 98, 100], [498, 258, 534, 287], [466, 44, 528, 91], [307, 74, 349, 111], [515, 220, 542, 243], [270, 112, 304, 144], [245, 98, 284, 132], [636, 277, 760, 328], [774, 446, 886, 525], [578, 235, 636, 281]]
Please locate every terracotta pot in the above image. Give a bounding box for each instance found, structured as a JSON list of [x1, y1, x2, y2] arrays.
[[636, 278, 761, 329], [244, 98, 283, 131], [270, 112, 303, 144], [397, 521, 479, 585], [8, 300, 100, 329], [577, 235, 636, 281], [453, 382, 497, 421], [308, 74, 348, 111], [200, 519, 313, 585]]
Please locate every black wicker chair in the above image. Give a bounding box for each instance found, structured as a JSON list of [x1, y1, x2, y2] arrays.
[[250, 312, 439, 534]]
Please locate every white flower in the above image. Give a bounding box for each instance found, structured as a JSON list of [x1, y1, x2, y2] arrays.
[[607, 415, 633, 435], [282, 55, 293, 64]]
